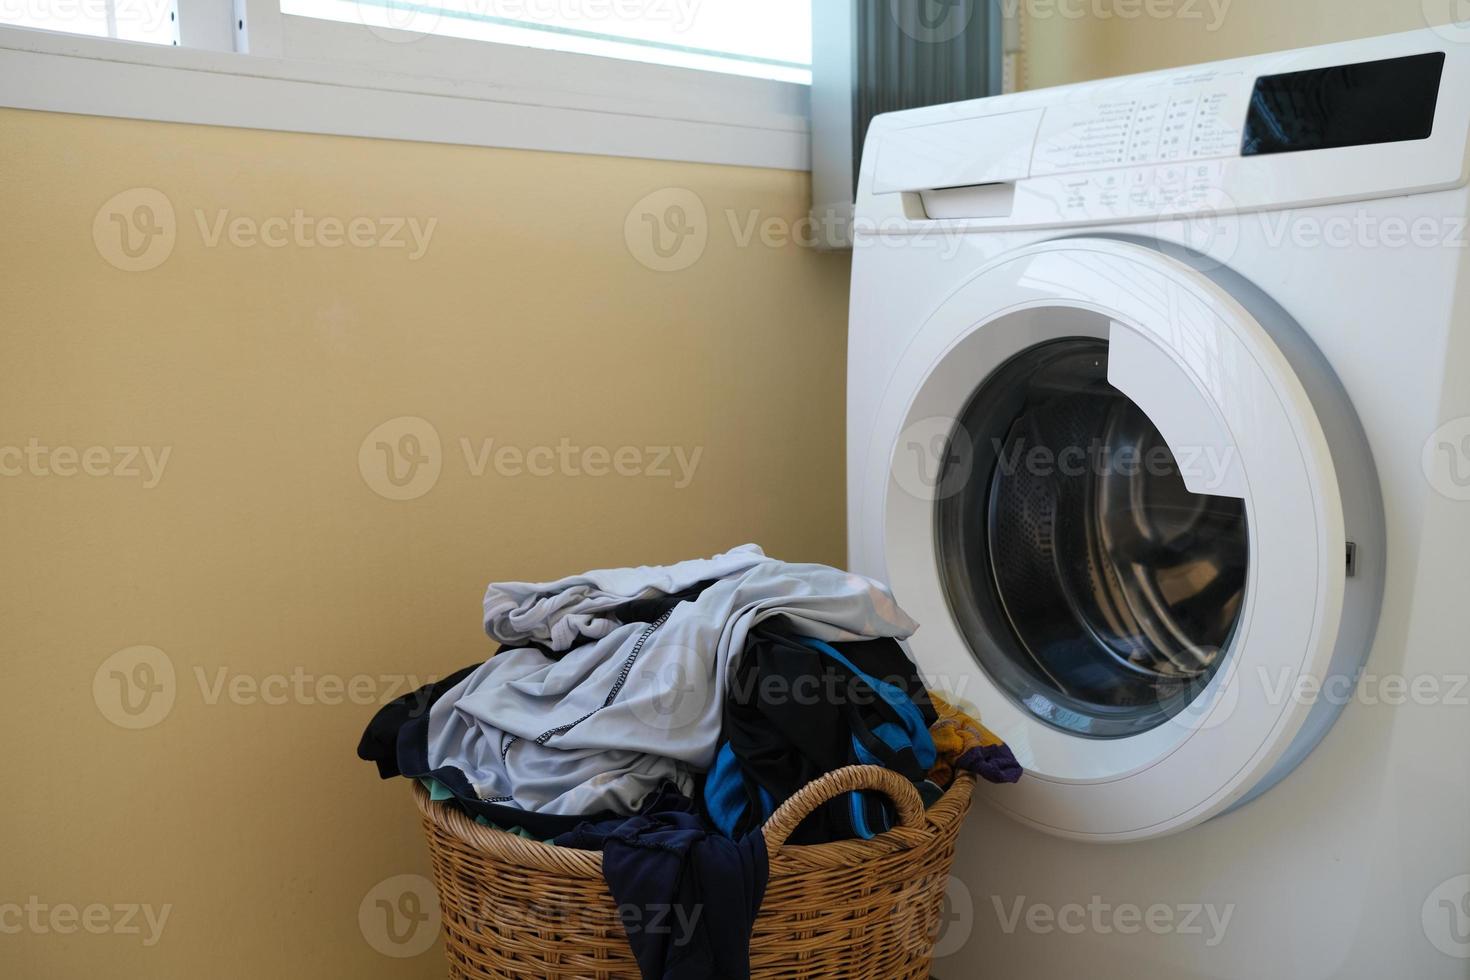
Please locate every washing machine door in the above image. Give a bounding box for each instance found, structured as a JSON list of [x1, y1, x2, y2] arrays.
[[871, 238, 1383, 841]]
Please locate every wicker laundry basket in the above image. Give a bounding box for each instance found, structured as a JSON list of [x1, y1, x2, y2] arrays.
[[413, 766, 977, 979]]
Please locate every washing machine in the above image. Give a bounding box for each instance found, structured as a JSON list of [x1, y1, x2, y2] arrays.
[[849, 28, 1470, 980]]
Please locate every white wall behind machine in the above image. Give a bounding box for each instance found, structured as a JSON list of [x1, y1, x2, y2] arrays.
[[848, 28, 1470, 980]]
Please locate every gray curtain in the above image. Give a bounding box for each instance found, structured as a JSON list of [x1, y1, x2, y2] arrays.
[[853, 0, 1002, 188]]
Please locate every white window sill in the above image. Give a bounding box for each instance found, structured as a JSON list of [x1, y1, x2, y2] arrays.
[[0, 19, 810, 170]]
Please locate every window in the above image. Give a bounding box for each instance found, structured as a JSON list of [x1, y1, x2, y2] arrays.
[[0, 0, 178, 43], [280, 0, 811, 83], [0, 0, 811, 172]]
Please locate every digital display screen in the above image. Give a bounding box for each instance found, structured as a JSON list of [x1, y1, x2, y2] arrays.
[[1242, 52, 1445, 156]]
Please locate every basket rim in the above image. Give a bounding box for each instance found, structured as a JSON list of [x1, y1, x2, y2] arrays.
[[414, 768, 976, 878]]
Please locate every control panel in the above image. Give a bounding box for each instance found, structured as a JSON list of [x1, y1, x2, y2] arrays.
[[1032, 85, 1244, 177], [860, 29, 1470, 231]]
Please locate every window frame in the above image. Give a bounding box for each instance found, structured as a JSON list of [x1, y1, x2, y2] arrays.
[[0, 0, 811, 170]]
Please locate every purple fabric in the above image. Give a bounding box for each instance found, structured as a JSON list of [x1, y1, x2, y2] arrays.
[[957, 743, 1024, 784]]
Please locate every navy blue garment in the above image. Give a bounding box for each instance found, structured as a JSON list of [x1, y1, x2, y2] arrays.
[[556, 788, 769, 980]]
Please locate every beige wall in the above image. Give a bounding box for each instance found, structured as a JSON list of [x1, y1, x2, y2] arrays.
[[0, 107, 849, 978], [1022, 0, 1458, 89]]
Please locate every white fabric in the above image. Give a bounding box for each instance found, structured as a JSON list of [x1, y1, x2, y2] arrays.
[[428, 546, 918, 815]]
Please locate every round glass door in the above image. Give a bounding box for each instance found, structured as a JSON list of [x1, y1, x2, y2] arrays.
[[936, 338, 1249, 739]]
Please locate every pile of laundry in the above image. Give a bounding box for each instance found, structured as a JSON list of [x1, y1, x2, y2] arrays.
[[359, 544, 1020, 980]]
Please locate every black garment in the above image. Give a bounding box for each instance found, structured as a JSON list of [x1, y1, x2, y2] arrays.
[[556, 787, 768, 980], [710, 622, 939, 844]]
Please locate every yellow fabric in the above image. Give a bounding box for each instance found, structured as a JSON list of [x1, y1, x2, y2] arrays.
[[927, 691, 1007, 786]]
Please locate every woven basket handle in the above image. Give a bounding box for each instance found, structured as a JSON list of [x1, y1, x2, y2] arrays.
[[760, 765, 927, 852]]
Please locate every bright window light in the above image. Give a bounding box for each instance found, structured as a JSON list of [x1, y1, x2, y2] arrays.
[[281, 0, 813, 83], [0, 0, 177, 43]]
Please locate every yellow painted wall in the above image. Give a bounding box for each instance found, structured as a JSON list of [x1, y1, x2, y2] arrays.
[[0, 107, 849, 978], [1021, 0, 1461, 89]]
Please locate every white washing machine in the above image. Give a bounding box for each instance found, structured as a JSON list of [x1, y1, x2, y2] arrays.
[[849, 29, 1470, 980]]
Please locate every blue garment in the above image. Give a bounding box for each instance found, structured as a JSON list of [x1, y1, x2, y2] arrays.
[[556, 789, 768, 980], [704, 632, 937, 842]]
